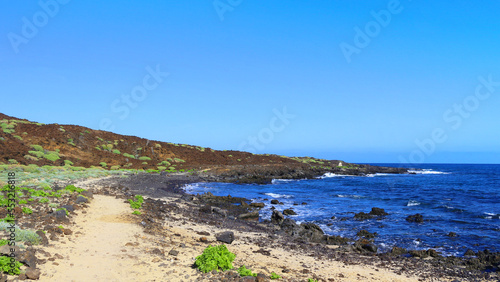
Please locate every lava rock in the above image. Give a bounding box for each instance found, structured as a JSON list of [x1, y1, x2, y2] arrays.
[[60, 205, 74, 213], [270, 200, 279, 205], [369, 207, 388, 216], [406, 213, 424, 223], [238, 211, 259, 220], [447, 232, 458, 237], [271, 210, 284, 225], [356, 229, 377, 238], [25, 268, 41, 280], [75, 195, 89, 204], [216, 231, 235, 244], [354, 212, 373, 220], [283, 209, 297, 216], [391, 247, 408, 256], [211, 207, 228, 217], [250, 202, 265, 208]]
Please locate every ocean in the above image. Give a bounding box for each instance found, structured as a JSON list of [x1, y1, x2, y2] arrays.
[[184, 164, 500, 256]]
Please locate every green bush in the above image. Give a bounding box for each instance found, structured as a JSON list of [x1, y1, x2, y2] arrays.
[[307, 279, 318, 282], [56, 208, 69, 215], [123, 153, 135, 159], [0, 256, 22, 275], [99, 162, 107, 167], [95, 146, 101, 150], [270, 272, 281, 280], [64, 160, 74, 166], [237, 265, 257, 277], [173, 158, 185, 163], [8, 159, 18, 164], [65, 185, 85, 193], [19, 200, 27, 205], [44, 152, 60, 162], [132, 210, 141, 215], [195, 244, 235, 273], [22, 207, 33, 214], [157, 161, 170, 166], [13, 135, 22, 140], [128, 195, 144, 209], [24, 155, 39, 161], [138, 156, 151, 161], [39, 198, 49, 203], [112, 149, 121, 154], [110, 165, 120, 170], [28, 151, 44, 158]]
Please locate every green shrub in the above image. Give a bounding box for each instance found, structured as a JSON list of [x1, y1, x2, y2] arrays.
[[99, 162, 107, 167], [270, 272, 281, 280], [13, 135, 22, 140], [195, 244, 235, 273], [95, 146, 102, 150], [44, 152, 60, 162], [142, 162, 148, 165], [123, 153, 135, 159], [157, 166, 167, 171], [112, 149, 121, 154], [65, 185, 85, 193], [39, 198, 49, 203], [22, 207, 33, 214], [19, 200, 27, 204], [28, 151, 44, 158], [8, 159, 18, 164], [138, 156, 151, 161], [157, 161, 170, 166], [0, 239, 8, 246], [173, 158, 185, 163], [132, 210, 141, 215], [24, 155, 39, 161], [307, 279, 318, 282], [48, 203, 58, 208], [128, 195, 144, 209], [0, 256, 22, 275], [237, 265, 257, 277], [64, 160, 74, 166], [110, 165, 120, 170]]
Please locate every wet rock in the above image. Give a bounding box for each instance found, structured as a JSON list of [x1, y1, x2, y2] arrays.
[[299, 223, 324, 243], [409, 249, 440, 258], [464, 249, 475, 256], [369, 207, 388, 216], [216, 231, 235, 244], [301, 202, 307, 205], [250, 202, 265, 208], [447, 232, 458, 237], [330, 216, 336, 220], [361, 244, 378, 253], [391, 247, 408, 256], [406, 214, 424, 223], [356, 229, 377, 238], [325, 235, 349, 245], [270, 200, 279, 205], [354, 212, 373, 220], [271, 210, 284, 225], [283, 209, 297, 216]]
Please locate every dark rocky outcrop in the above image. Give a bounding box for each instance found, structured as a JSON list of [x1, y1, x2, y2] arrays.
[[283, 209, 297, 216], [216, 231, 235, 244], [406, 213, 424, 223]]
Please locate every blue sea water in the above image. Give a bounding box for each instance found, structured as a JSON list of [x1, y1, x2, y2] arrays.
[[184, 164, 500, 256]]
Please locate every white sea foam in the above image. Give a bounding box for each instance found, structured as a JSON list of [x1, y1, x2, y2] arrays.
[[407, 200, 421, 207], [408, 169, 449, 175], [366, 173, 392, 177], [264, 193, 293, 199], [335, 194, 363, 199], [271, 179, 295, 184], [319, 172, 345, 178]]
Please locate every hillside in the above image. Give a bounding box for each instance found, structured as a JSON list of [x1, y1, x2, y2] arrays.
[[0, 113, 406, 182]]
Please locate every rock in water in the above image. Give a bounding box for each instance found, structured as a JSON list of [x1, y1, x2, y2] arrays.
[[216, 231, 235, 244], [283, 209, 297, 215], [406, 213, 424, 223], [271, 210, 284, 225]]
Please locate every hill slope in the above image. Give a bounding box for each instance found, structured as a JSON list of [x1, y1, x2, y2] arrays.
[[0, 113, 406, 182]]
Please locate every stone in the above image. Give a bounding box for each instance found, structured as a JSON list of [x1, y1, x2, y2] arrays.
[[354, 212, 373, 220], [54, 209, 67, 219], [362, 244, 378, 253], [391, 247, 408, 256], [369, 207, 388, 216], [447, 232, 458, 237], [238, 211, 259, 220], [211, 207, 228, 217], [60, 205, 74, 212], [270, 200, 279, 205], [25, 268, 41, 280], [256, 273, 269, 281], [36, 230, 49, 246], [75, 195, 89, 204], [216, 231, 234, 244], [283, 209, 297, 216], [63, 229, 73, 235], [356, 229, 376, 238], [168, 249, 179, 256], [250, 202, 265, 208], [406, 214, 424, 223], [271, 210, 284, 225]]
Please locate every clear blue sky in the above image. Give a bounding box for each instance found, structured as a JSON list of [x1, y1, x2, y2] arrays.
[[1, 1, 500, 164]]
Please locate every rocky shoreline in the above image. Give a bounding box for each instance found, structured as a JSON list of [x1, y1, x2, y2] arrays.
[[93, 172, 498, 281]]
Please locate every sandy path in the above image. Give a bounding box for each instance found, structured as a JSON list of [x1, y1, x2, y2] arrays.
[[37, 194, 167, 282]]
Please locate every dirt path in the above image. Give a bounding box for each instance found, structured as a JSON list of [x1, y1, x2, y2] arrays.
[[37, 193, 167, 282]]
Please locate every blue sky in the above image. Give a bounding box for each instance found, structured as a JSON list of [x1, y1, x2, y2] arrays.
[[1, 1, 500, 164]]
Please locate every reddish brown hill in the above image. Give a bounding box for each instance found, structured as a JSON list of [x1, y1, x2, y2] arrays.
[[0, 113, 326, 171]]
